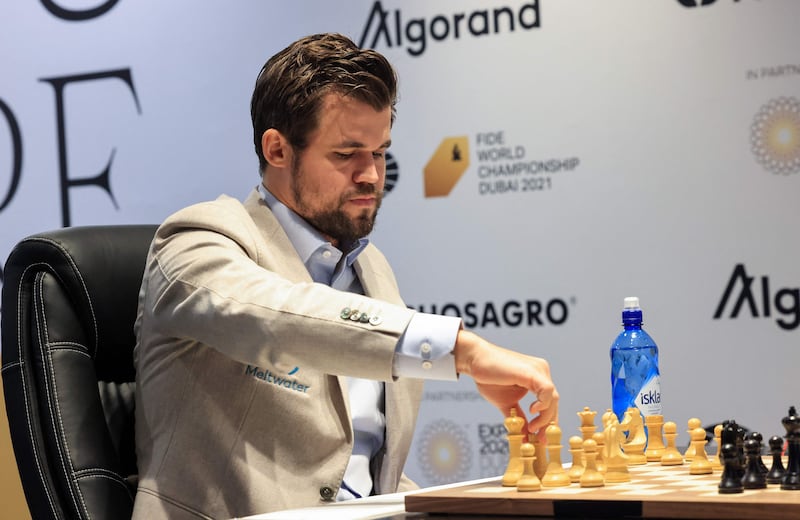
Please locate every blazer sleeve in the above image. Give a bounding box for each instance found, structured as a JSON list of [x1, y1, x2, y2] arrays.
[[137, 196, 416, 381]]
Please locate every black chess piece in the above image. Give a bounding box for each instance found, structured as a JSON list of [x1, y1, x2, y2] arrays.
[[766, 435, 786, 485], [736, 422, 746, 470], [718, 443, 744, 494], [721, 420, 744, 480], [781, 406, 800, 490], [742, 439, 767, 489], [747, 432, 769, 475]]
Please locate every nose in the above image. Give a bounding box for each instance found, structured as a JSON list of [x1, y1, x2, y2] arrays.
[[353, 155, 382, 185]]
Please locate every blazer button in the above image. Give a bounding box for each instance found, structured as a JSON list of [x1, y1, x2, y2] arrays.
[[320, 486, 335, 500]]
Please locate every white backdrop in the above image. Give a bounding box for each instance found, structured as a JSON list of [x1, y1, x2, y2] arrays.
[[1, 0, 799, 489]]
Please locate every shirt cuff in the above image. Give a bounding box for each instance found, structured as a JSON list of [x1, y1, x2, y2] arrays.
[[392, 313, 461, 380]]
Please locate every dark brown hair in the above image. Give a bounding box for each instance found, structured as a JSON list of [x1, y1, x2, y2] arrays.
[[250, 33, 398, 173]]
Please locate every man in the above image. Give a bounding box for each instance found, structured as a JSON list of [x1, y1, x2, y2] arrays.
[[132, 33, 557, 519]]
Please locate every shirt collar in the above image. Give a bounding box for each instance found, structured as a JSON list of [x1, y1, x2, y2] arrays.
[[257, 184, 369, 281]]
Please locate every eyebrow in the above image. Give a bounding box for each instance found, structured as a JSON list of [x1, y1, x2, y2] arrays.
[[337, 139, 392, 149]]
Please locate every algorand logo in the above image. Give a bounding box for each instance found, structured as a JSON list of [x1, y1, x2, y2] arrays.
[[713, 264, 800, 330], [359, 1, 541, 57], [750, 97, 800, 175], [424, 136, 470, 197]]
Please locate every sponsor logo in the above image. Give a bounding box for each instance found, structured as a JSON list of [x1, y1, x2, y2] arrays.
[[750, 97, 800, 175], [414, 297, 572, 328], [245, 365, 311, 393], [478, 422, 508, 478], [423, 136, 470, 197], [676, 0, 745, 7], [424, 131, 581, 198], [423, 391, 482, 402], [713, 263, 800, 330], [637, 376, 662, 416], [384, 151, 399, 194], [359, 1, 541, 57], [416, 419, 472, 485]]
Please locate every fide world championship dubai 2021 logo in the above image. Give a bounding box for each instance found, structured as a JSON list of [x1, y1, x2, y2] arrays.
[[417, 419, 472, 485], [423, 136, 470, 198], [750, 97, 800, 175]]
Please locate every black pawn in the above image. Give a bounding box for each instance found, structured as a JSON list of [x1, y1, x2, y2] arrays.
[[766, 435, 786, 485], [742, 439, 767, 489], [747, 432, 769, 475], [781, 406, 800, 490], [721, 421, 744, 479], [719, 443, 744, 494]]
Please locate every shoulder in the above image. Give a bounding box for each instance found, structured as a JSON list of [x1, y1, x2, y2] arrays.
[[155, 195, 263, 258]]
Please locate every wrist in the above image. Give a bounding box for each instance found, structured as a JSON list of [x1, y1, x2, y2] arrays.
[[454, 329, 480, 375]]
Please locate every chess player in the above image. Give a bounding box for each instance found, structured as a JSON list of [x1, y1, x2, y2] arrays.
[[132, 32, 558, 519]]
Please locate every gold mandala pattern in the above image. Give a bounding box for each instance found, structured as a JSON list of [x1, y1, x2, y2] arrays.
[[417, 419, 471, 485], [751, 97, 800, 175]]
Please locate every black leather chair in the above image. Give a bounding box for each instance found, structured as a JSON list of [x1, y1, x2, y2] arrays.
[[1, 225, 157, 520]]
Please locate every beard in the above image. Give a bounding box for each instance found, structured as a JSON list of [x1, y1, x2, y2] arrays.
[[291, 160, 383, 245]]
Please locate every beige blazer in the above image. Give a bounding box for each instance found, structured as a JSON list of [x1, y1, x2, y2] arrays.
[[132, 190, 423, 519]]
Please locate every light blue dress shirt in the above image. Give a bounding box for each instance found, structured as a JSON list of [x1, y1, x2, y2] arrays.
[[257, 185, 460, 500]]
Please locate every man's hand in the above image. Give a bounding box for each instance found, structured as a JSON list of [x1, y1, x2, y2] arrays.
[[454, 330, 559, 442]]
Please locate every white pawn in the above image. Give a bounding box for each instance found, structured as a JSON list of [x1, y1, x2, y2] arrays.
[[660, 421, 684, 466], [689, 426, 713, 475], [516, 442, 541, 492], [567, 435, 585, 483], [542, 422, 570, 487], [580, 439, 604, 488], [684, 417, 702, 461]]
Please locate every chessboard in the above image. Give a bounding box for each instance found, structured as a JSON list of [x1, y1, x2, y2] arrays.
[[404, 461, 800, 519]]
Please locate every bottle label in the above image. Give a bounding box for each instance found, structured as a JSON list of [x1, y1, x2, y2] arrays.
[[635, 374, 662, 416]]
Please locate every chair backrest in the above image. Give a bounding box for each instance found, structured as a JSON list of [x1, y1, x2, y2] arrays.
[[1, 225, 157, 520]]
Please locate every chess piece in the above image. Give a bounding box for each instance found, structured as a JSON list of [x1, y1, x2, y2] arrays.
[[533, 435, 548, 480], [502, 409, 525, 486], [780, 406, 800, 490], [747, 432, 769, 476], [718, 443, 744, 494], [683, 417, 701, 461], [542, 422, 570, 487], [766, 435, 786, 485], [604, 416, 631, 483], [710, 424, 723, 471], [688, 426, 712, 475], [578, 407, 597, 441], [516, 442, 541, 492], [579, 439, 604, 488], [592, 432, 607, 474], [567, 435, 585, 483], [721, 420, 744, 479], [622, 408, 647, 465], [601, 409, 615, 429], [742, 438, 767, 489], [645, 415, 666, 462], [735, 423, 746, 470], [660, 421, 683, 466]]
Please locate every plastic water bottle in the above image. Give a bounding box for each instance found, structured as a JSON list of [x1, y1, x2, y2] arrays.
[[610, 297, 662, 423]]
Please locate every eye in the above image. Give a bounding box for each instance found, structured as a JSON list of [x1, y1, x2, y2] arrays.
[[372, 151, 385, 159], [334, 152, 353, 159]]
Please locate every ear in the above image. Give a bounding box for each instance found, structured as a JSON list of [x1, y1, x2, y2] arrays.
[[261, 128, 291, 169]]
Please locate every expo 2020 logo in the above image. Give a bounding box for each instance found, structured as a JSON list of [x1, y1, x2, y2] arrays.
[[417, 419, 472, 485], [750, 97, 800, 175]]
